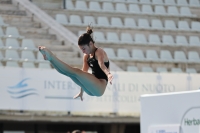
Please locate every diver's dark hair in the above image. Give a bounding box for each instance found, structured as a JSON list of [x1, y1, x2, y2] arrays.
[[78, 25, 95, 46]]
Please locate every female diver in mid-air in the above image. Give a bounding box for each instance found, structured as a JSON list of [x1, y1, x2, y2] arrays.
[[39, 26, 113, 101]]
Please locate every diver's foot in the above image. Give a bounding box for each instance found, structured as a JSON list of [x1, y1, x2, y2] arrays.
[[38, 46, 52, 61]]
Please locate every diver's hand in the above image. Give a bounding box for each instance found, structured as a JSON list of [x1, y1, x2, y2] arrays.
[[73, 90, 83, 101], [107, 73, 113, 85]]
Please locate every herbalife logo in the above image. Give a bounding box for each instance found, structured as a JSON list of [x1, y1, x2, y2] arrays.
[[7, 78, 38, 99], [180, 107, 200, 133], [184, 118, 200, 126]]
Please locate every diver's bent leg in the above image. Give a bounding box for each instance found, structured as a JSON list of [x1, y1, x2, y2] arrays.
[[70, 76, 94, 96], [70, 68, 107, 96], [50, 56, 76, 76], [50, 60, 74, 77], [50, 60, 94, 96], [50, 61, 71, 76], [45, 53, 107, 96]]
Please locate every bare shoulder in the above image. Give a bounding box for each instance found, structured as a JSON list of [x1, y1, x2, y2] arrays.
[[95, 47, 109, 61], [96, 47, 106, 55]]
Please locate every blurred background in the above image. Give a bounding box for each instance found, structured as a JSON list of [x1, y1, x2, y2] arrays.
[[0, 0, 200, 132]]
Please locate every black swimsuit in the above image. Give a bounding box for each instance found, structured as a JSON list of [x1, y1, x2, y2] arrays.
[[87, 48, 109, 82]]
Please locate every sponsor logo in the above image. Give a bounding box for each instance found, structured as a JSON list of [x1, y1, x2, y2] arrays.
[[7, 78, 38, 99], [181, 107, 200, 132]]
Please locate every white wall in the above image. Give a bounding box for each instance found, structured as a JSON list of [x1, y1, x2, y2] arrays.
[[140, 90, 200, 133], [0, 67, 200, 117]]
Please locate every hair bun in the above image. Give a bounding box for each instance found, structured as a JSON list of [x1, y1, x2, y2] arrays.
[[86, 26, 93, 35], [78, 25, 95, 45]]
